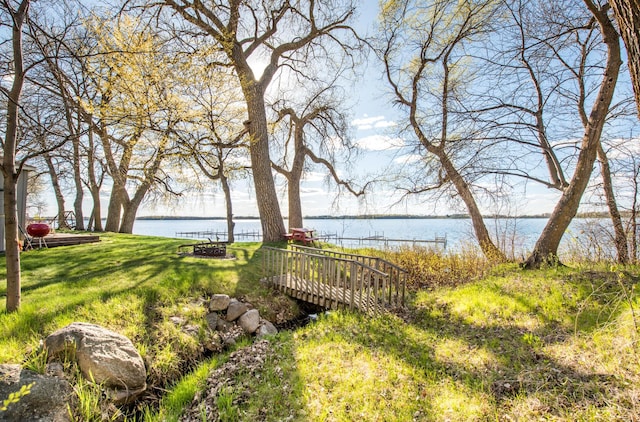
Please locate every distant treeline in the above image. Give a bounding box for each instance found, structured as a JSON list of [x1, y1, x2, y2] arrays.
[[135, 212, 622, 220]]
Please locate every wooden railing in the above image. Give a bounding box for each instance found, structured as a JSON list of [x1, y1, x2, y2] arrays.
[[261, 246, 406, 314], [289, 244, 407, 307]]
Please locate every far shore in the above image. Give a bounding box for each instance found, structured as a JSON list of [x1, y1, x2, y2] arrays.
[[135, 213, 569, 221]]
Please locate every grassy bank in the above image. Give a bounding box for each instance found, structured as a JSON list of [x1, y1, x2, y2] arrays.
[[2, 234, 639, 420]]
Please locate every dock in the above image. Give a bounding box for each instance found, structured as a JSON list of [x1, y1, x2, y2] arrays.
[[175, 229, 262, 241], [316, 232, 447, 249], [176, 228, 446, 249]]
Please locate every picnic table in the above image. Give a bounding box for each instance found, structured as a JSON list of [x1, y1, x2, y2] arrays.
[[284, 228, 319, 246]]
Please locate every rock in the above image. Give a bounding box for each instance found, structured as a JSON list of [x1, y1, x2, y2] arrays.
[[238, 309, 260, 334], [44, 322, 146, 404], [256, 319, 278, 337], [205, 312, 219, 330], [0, 364, 72, 422], [226, 299, 248, 322], [169, 316, 186, 326], [183, 325, 200, 336], [209, 294, 231, 312], [45, 362, 65, 378], [216, 318, 235, 333], [203, 332, 222, 353], [106, 384, 147, 405]]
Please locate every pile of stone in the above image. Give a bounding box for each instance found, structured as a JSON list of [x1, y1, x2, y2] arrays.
[[205, 294, 278, 348], [0, 294, 279, 421]]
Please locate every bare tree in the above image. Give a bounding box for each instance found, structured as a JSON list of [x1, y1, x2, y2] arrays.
[[1, 0, 29, 312], [156, 0, 362, 241], [522, 0, 622, 267], [597, 143, 628, 263], [271, 85, 365, 229], [378, 0, 507, 261]]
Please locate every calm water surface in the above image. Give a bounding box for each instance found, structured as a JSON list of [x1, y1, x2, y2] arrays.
[[131, 217, 582, 255]]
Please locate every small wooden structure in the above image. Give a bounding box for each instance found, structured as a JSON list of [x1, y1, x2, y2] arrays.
[[261, 245, 407, 314], [179, 239, 228, 257], [283, 228, 319, 246], [22, 232, 101, 250]]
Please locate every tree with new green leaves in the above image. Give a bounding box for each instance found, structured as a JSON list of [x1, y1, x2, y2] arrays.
[[81, 14, 190, 233], [176, 57, 251, 243]]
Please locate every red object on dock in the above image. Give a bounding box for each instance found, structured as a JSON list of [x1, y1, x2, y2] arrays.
[[27, 223, 50, 238]]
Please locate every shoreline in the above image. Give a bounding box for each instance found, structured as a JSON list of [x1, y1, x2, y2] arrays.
[[135, 214, 558, 221]]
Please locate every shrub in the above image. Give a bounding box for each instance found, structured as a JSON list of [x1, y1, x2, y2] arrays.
[[378, 244, 491, 290]]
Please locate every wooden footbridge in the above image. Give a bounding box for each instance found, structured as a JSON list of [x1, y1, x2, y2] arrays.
[[261, 245, 407, 314]]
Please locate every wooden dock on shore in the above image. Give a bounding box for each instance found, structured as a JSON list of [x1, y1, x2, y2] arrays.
[[175, 230, 262, 241], [176, 229, 446, 248]]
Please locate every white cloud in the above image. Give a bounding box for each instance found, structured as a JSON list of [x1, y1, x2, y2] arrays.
[[356, 134, 405, 151], [352, 115, 397, 131], [374, 120, 397, 129], [353, 115, 385, 127], [393, 154, 422, 164]]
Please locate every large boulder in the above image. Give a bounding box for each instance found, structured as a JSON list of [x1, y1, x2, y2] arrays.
[[226, 299, 248, 322], [256, 319, 279, 337], [205, 312, 219, 331], [0, 364, 72, 422], [208, 294, 231, 312], [44, 322, 146, 404], [238, 309, 261, 334]]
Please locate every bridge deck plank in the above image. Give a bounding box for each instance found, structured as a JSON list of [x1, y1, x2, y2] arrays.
[[264, 274, 382, 314]]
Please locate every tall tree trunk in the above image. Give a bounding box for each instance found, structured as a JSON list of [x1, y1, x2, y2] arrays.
[[100, 127, 134, 232], [105, 186, 124, 232], [241, 80, 286, 242], [72, 113, 84, 230], [524, 1, 622, 268], [609, 0, 640, 118], [3, 0, 29, 313], [59, 88, 84, 230], [287, 179, 303, 230], [440, 153, 506, 261], [119, 137, 167, 233], [3, 168, 21, 313], [408, 53, 506, 262], [630, 162, 640, 263], [220, 171, 235, 243], [597, 144, 628, 263], [42, 152, 67, 229], [87, 122, 103, 231]]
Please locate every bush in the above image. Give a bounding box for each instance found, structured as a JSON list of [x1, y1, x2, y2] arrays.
[[378, 244, 491, 290]]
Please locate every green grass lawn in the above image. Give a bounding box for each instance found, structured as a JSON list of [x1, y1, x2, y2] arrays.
[[2, 234, 639, 420]]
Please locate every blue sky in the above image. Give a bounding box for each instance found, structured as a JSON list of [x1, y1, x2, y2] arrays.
[[132, 3, 567, 218], [32, 2, 632, 219]]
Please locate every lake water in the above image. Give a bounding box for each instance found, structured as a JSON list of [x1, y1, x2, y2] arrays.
[[131, 217, 607, 258]]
